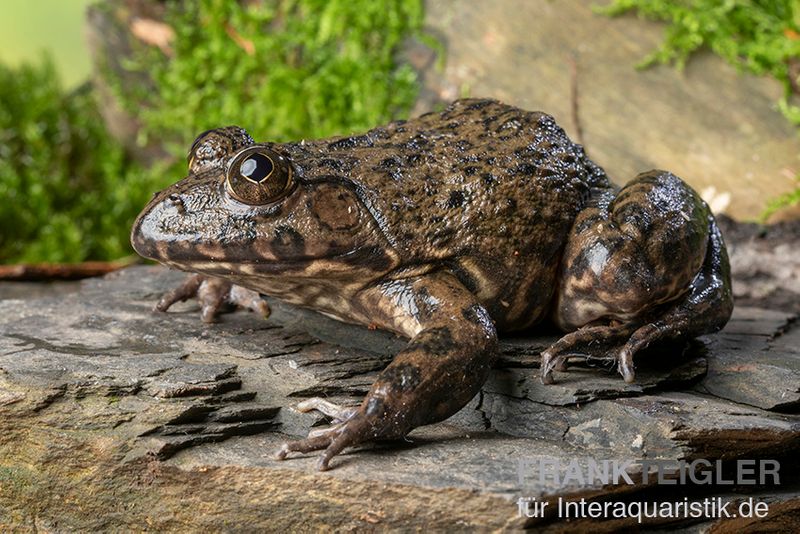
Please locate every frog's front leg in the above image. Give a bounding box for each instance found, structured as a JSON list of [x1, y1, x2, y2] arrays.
[[542, 170, 733, 384], [276, 272, 498, 470], [156, 274, 270, 323]]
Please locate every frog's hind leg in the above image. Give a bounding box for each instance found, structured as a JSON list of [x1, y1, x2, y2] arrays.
[[275, 272, 498, 470], [542, 170, 733, 384]]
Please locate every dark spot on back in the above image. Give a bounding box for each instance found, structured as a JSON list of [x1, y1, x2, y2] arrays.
[[513, 163, 537, 176], [406, 153, 423, 166], [446, 190, 465, 209], [404, 135, 430, 151], [327, 134, 373, 150], [379, 157, 401, 170], [465, 99, 493, 110], [317, 157, 348, 172]]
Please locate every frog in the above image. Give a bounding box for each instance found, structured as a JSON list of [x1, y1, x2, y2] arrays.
[[131, 98, 733, 470]]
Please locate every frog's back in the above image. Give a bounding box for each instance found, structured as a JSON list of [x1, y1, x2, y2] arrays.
[[281, 99, 610, 329]]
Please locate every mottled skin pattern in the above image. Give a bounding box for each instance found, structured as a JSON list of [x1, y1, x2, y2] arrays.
[[131, 99, 733, 470]]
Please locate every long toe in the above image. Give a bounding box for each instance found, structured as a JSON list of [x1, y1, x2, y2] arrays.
[[540, 323, 638, 384], [275, 414, 372, 471], [156, 274, 203, 312], [229, 285, 271, 319], [295, 398, 359, 423]]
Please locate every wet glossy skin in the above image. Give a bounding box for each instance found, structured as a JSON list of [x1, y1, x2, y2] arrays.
[[131, 98, 733, 470]]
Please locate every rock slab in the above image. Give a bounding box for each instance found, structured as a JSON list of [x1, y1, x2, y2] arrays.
[[1, 266, 799, 531]]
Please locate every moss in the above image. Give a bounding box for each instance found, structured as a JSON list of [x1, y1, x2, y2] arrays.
[[119, 0, 425, 152], [596, 0, 800, 219]]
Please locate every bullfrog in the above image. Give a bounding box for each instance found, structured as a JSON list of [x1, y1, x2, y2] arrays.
[[131, 98, 733, 470]]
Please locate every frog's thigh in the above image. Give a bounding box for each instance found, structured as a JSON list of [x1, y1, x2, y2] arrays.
[[556, 171, 713, 329], [276, 272, 498, 470], [545, 171, 732, 383]]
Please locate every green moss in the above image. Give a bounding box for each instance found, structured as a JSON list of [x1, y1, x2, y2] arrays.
[[1, 0, 426, 263], [122, 0, 424, 153], [596, 0, 800, 219]]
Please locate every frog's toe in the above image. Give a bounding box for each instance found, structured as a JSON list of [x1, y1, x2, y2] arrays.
[[616, 347, 636, 383], [275, 414, 371, 471], [155, 274, 270, 323], [156, 273, 203, 312], [307, 420, 348, 439], [540, 324, 636, 384], [541, 349, 589, 384], [540, 351, 568, 385], [228, 284, 271, 319], [295, 397, 359, 424], [615, 321, 681, 382], [275, 433, 336, 463]]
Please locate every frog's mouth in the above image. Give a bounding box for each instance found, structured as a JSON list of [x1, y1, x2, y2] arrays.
[[157, 242, 397, 279], [132, 205, 392, 276], [133, 237, 395, 306]]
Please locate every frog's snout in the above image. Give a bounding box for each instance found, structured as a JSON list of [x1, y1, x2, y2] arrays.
[[130, 201, 160, 261], [131, 190, 178, 262]]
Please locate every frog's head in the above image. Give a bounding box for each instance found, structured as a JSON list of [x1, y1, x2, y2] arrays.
[[131, 127, 398, 281]]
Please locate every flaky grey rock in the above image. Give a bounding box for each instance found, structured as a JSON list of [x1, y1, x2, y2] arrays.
[[1, 266, 798, 530]]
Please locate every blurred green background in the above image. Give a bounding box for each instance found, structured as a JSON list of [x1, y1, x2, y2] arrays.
[[0, 0, 424, 264], [0, 0, 798, 266], [0, 0, 94, 88]]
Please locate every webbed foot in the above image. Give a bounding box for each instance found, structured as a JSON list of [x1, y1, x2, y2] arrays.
[[156, 274, 270, 323]]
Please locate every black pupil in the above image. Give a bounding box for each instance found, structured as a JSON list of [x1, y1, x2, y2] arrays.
[[240, 153, 274, 183]]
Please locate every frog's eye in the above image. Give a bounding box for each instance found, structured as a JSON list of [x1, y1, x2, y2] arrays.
[[225, 146, 294, 205]]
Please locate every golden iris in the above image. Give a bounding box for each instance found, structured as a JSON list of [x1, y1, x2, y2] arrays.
[[226, 146, 294, 205]]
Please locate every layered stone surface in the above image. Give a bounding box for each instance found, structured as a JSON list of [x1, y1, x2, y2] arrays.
[[1, 266, 797, 531]]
